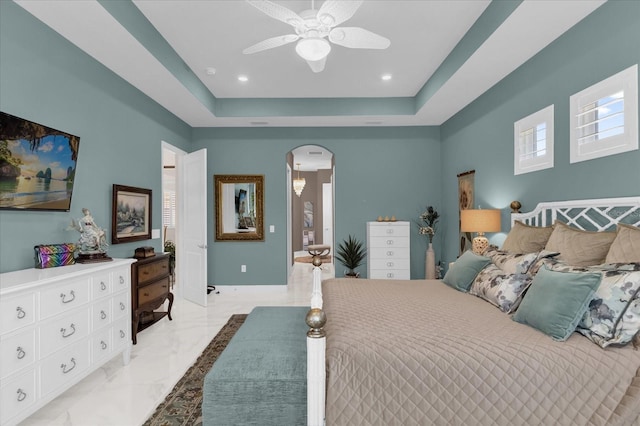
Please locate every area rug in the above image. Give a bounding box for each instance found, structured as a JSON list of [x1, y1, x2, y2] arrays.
[[143, 314, 247, 426]]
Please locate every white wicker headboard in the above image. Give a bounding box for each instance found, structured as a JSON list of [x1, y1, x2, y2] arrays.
[[511, 196, 640, 231]]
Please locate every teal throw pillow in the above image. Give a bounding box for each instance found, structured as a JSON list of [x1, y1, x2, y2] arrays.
[[443, 250, 490, 292], [513, 266, 602, 341]]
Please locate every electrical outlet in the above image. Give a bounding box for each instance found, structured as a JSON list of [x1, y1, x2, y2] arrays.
[[241, 265, 246, 272], [270, 225, 275, 233]]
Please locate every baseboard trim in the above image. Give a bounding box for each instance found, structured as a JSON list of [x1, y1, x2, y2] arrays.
[[215, 285, 287, 293]]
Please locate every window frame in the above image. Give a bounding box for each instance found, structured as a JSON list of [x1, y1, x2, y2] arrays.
[[514, 104, 554, 175], [569, 64, 638, 164]]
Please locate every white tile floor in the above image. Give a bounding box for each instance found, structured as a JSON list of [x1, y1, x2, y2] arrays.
[[19, 262, 334, 426]]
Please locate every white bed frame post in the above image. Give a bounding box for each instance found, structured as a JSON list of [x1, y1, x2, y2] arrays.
[[306, 257, 326, 426]]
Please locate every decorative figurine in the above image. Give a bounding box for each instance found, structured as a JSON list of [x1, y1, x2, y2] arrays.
[[67, 208, 112, 262]]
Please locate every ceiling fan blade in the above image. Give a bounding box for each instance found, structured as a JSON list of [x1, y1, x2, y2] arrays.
[[246, 0, 304, 28], [317, 0, 363, 27], [329, 27, 390, 49], [306, 57, 327, 73], [243, 34, 299, 54]]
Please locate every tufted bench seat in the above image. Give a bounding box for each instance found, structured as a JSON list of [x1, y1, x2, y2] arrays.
[[202, 306, 309, 426]]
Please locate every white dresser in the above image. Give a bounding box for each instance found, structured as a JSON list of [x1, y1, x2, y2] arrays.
[[367, 221, 411, 279], [0, 258, 135, 426]]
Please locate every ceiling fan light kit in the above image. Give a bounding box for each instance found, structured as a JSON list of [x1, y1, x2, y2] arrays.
[[244, 0, 390, 72], [296, 37, 331, 61]]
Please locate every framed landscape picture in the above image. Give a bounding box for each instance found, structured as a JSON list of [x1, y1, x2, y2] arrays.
[[111, 184, 151, 244]]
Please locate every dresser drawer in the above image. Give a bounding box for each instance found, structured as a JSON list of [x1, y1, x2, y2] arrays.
[[0, 329, 36, 380], [136, 258, 170, 285], [138, 277, 170, 306], [112, 318, 130, 352], [0, 292, 36, 335], [112, 292, 129, 321], [113, 267, 130, 292], [370, 258, 411, 271], [368, 236, 409, 249], [367, 224, 410, 237], [40, 339, 90, 397], [40, 308, 90, 359], [92, 298, 112, 331], [40, 278, 90, 320], [92, 327, 112, 364], [0, 368, 37, 425], [369, 247, 410, 260], [92, 271, 112, 300], [369, 270, 411, 280]]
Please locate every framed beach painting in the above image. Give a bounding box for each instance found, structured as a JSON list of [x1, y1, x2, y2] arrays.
[[0, 111, 81, 211], [111, 184, 152, 244]]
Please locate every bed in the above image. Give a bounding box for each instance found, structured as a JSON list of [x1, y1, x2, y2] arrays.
[[305, 197, 640, 426]]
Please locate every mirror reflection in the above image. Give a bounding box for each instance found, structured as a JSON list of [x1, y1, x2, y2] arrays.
[[215, 175, 264, 241]]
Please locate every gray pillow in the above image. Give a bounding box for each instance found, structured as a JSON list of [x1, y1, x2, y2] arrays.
[[513, 266, 602, 341], [443, 250, 490, 292], [502, 221, 553, 253]]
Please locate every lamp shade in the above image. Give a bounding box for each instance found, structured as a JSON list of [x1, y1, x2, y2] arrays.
[[460, 209, 501, 233]]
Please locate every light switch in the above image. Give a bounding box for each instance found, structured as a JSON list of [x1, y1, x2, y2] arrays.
[[152, 229, 160, 239], [269, 225, 275, 233]]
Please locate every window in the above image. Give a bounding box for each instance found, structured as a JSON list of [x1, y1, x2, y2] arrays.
[[570, 64, 638, 163], [514, 105, 554, 175], [162, 190, 176, 228]]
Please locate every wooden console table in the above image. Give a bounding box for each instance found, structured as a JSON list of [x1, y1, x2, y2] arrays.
[[131, 254, 173, 344]]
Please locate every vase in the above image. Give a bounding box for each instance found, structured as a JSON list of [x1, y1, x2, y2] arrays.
[[426, 242, 436, 279]]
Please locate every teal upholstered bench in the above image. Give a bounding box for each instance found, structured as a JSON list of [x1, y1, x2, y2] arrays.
[[202, 306, 309, 426]]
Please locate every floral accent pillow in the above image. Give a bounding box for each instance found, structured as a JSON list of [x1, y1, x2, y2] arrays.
[[484, 246, 540, 275], [575, 263, 640, 348], [469, 263, 531, 313]]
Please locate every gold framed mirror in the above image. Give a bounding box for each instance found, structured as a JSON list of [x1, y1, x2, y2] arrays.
[[214, 174, 264, 241]]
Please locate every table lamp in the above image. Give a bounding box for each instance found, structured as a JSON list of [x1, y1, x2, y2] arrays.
[[460, 209, 501, 254]]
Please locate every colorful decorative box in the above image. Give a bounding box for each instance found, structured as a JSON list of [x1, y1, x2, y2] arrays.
[[34, 243, 76, 269]]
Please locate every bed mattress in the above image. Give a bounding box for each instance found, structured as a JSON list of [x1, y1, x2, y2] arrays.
[[322, 278, 640, 426]]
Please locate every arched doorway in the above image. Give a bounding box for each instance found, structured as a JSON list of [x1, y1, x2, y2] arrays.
[[286, 145, 334, 281]]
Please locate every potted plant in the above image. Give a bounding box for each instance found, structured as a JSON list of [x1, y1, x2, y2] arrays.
[[335, 234, 366, 278]]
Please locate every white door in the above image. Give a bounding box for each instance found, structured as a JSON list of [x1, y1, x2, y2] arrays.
[[179, 148, 207, 306], [322, 182, 333, 251]]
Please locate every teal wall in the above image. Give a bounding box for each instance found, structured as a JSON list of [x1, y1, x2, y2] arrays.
[[193, 127, 441, 285], [0, 1, 191, 273], [439, 0, 640, 266], [1, 0, 638, 284]]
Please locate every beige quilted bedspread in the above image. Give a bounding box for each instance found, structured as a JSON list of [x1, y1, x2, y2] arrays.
[[322, 278, 640, 426]]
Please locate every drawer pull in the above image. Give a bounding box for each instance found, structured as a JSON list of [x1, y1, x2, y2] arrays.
[[120, 302, 125, 311], [17, 389, 27, 402], [387, 262, 394, 267], [120, 330, 125, 338], [100, 281, 106, 291], [387, 273, 394, 278], [142, 270, 150, 276], [16, 346, 26, 359], [386, 240, 394, 245], [61, 358, 76, 374], [16, 306, 26, 319], [60, 290, 76, 304], [100, 310, 107, 320], [119, 276, 125, 284], [386, 251, 394, 256], [101, 340, 108, 350], [386, 229, 394, 234], [60, 324, 76, 338], [143, 292, 149, 297]]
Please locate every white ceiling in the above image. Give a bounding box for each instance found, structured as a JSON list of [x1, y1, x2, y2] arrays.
[[15, 0, 605, 128]]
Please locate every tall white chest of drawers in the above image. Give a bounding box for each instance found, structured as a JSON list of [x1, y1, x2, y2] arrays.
[[0, 258, 135, 426], [367, 221, 411, 279]]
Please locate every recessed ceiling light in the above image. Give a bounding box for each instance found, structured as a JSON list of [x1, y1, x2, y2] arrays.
[[238, 75, 248, 82], [381, 74, 392, 81], [205, 67, 216, 75]]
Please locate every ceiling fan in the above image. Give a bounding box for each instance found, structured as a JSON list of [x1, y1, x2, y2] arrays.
[[243, 0, 390, 73]]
